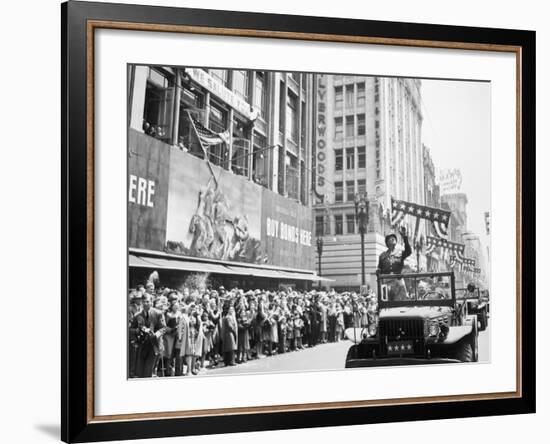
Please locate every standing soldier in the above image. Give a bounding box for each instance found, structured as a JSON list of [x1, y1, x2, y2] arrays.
[[377, 226, 412, 274], [377, 226, 412, 301]]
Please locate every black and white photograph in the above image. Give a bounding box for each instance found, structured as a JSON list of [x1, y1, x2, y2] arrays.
[[127, 65, 491, 378]]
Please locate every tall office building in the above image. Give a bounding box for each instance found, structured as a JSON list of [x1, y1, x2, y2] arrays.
[[313, 75, 424, 290]]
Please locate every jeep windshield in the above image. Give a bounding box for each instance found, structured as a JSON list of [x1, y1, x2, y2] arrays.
[[377, 272, 455, 308]]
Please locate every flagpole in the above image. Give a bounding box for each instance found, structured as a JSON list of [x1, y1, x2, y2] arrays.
[[186, 110, 218, 188]]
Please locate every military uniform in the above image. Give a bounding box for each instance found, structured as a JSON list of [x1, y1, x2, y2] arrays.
[[377, 235, 412, 274]]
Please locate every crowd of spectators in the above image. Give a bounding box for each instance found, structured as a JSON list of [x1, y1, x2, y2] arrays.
[[128, 280, 378, 378]]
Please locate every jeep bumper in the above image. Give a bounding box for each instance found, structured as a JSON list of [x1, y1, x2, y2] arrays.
[[345, 357, 461, 368]]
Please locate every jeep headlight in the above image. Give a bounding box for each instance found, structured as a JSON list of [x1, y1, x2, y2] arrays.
[[367, 323, 378, 337], [427, 321, 440, 337]]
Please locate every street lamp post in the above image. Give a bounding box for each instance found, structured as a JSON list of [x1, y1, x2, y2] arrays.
[[316, 236, 324, 289], [354, 192, 369, 286]]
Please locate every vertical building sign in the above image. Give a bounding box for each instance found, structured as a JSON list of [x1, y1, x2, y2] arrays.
[[315, 75, 327, 197]]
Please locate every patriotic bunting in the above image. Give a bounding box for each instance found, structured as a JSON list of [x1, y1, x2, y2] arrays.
[[391, 198, 451, 238], [425, 236, 465, 257], [449, 255, 457, 268]]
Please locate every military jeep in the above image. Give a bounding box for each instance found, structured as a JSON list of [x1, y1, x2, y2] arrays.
[[344, 271, 479, 368]]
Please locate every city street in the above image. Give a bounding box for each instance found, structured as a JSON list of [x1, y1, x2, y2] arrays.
[[204, 324, 491, 376]]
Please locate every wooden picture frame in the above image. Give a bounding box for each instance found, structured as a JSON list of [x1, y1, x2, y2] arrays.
[[62, 1, 535, 442]]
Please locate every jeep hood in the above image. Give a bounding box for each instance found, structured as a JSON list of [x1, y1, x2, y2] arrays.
[[380, 306, 452, 320]]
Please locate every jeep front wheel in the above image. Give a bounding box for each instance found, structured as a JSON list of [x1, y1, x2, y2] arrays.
[[345, 345, 359, 367], [450, 338, 474, 362]]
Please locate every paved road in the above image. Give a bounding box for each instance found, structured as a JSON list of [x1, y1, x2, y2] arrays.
[[204, 325, 491, 376]]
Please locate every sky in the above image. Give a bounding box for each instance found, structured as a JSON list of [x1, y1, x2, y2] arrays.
[[420, 78, 491, 259]]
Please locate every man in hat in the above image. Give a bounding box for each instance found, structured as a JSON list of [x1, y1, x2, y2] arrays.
[[377, 226, 411, 275], [377, 226, 411, 301]]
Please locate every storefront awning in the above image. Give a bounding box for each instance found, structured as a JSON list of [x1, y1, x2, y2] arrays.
[[129, 254, 230, 274], [129, 252, 332, 282], [224, 265, 287, 279]]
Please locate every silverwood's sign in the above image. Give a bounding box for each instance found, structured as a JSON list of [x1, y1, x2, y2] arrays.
[[315, 75, 327, 195]]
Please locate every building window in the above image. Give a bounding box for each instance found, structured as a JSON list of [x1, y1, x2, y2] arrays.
[[232, 139, 250, 177], [181, 87, 203, 109], [334, 86, 343, 109], [233, 70, 249, 99], [346, 180, 355, 201], [345, 84, 354, 107], [232, 117, 250, 177], [346, 213, 355, 234], [286, 154, 299, 200], [335, 181, 343, 202], [334, 215, 343, 235], [301, 101, 307, 147], [286, 91, 299, 142], [208, 104, 227, 133], [357, 113, 366, 136], [315, 215, 325, 237], [358, 146, 366, 168], [252, 132, 268, 187], [357, 179, 366, 194], [210, 69, 229, 87], [377, 169, 381, 180], [279, 82, 285, 133], [335, 149, 343, 171], [357, 82, 365, 106], [346, 147, 355, 170], [345, 115, 354, 138], [143, 67, 174, 141], [254, 72, 267, 118], [334, 117, 343, 140]]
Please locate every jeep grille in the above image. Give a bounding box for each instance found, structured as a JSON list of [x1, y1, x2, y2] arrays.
[[379, 318, 425, 355]]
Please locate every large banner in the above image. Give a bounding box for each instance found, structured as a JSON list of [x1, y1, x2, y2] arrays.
[[261, 190, 313, 270], [162, 147, 313, 270], [127, 129, 170, 251]]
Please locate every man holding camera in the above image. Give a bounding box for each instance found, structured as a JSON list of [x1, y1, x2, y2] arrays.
[[133, 293, 167, 378]]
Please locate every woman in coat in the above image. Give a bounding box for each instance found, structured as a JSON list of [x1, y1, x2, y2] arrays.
[[222, 305, 237, 366], [237, 308, 251, 363], [176, 305, 189, 376], [162, 300, 181, 376], [186, 306, 204, 375]]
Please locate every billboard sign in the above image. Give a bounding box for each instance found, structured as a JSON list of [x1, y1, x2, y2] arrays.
[[262, 189, 313, 270], [163, 148, 313, 270], [127, 129, 170, 251]]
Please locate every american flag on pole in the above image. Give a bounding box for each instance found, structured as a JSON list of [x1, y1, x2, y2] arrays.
[[190, 115, 230, 146], [391, 198, 451, 238]]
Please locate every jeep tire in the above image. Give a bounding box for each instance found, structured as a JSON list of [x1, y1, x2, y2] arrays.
[[471, 332, 479, 362], [345, 345, 359, 367], [479, 310, 487, 331], [449, 338, 474, 362]]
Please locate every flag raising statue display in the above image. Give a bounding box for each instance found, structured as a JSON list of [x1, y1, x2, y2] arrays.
[[391, 198, 451, 238]]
